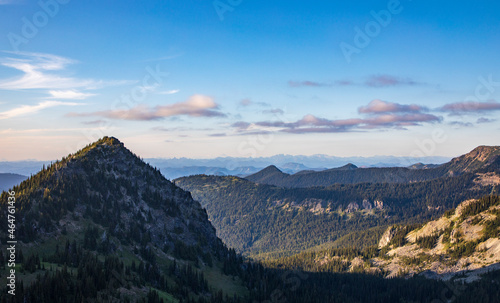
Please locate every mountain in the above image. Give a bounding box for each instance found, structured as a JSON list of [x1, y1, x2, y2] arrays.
[[376, 195, 500, 281], [0, 161, 49, 176], [408, 163, 440, 170], [0, 137, 247, 302], [246, 146, 500, 188], [0, 173, 27, 192], [175, 157, 499, 258], [442, 145, 500, 176], [2, 138, 500, 302], [263, 195, 500, 283]]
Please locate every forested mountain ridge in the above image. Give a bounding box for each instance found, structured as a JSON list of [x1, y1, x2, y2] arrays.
[[175, 155, 500, 258], [264, 195, 500, 284], [246, 146, 500, 188], [0, 137, 247, 302]]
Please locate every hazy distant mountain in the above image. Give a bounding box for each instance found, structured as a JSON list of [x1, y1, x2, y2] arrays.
[[0, 155, 449, 179], [246, 146, 500, 188], [0, 160, 49, 176], [0, 173, 27, 192]]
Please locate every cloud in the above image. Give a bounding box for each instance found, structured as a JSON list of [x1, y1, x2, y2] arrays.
[[239, 98, 251, 106], [231, 121, 252, 131], [48, 90, 96, 100], [477, 117, 495, 124], [288, 75, 419, 89], [231, 98, 440, 135], [233, 112, 440, 135], [263, 108, 285, 115], [0, 101, 82, 120], [0, 51, 131, 90], [158, 89, 180, 95], [81, 119, 108, 125], [365, 75, 418, 87], [359, 99, 426, 114], [441, 100, 500, 114], [288, 81, 329, 88], [68, 94, 226, 121], [238, 98, 270, 107], [449, 121, 474, 128], [208, 133, 227, 137]]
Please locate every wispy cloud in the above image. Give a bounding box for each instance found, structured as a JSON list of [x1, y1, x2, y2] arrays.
[[0, 51, 131, 91], [67, 94, 226, 121], [0, 101, 82, 120], [263, 108, 285, 115], [477, 117, 496, 124], [158, 89, 180, 95], [238, 98, 270, 107], [440, 100, 500, 114], [365, 75, 418, 87], [359, 99, 426, 114], [449, 121, 474, 128], [288, 75, 419, 89], [288, 81, 329, 88], [48, 90, 96, 100]]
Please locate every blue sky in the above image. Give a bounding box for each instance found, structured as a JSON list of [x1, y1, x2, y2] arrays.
[[0, 0, 499, 161]]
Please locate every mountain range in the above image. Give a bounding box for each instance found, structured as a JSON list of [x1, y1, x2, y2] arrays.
[[245, 146, 500, 188], [2, 137, 500, 302], [176, 146, 500, 258]]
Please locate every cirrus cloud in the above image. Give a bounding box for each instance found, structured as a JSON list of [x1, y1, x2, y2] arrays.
[[0, 101, 82, 120]]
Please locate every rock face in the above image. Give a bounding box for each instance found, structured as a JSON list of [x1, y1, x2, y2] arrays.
[[362, 199, 373, 210], [376, 196, 500, 281], [346, 202, 360, 213], [374, 200, 384, 209], [378, 225, 400, 249]]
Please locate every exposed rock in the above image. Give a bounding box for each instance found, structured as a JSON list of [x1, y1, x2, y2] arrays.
[[378, 225, 400, 248], [362, 199, 373, 210], [346, 202, 359, 213], [374, 200, 384, 209]]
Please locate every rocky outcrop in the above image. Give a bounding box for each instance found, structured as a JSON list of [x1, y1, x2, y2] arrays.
[[378, 225, 400, 248]]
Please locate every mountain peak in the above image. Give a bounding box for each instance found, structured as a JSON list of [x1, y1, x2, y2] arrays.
[[340, 163, 358, 170], [445, 145, 500, 174], [262, 165, 283, 173]]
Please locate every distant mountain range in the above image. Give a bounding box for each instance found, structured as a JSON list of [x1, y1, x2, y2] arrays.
[[1, 154, 450, 180], [246, 146, 500, 187], [0, 173, 27, 192]]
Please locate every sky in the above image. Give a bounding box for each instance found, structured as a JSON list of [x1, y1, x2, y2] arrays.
[[0, 0, 499, 161]]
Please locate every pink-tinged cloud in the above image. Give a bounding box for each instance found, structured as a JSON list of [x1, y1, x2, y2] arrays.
[[359, 99, 425, 114], [238, 112, 440, 134], [67, 95, 225, 121], [365, 75, 418, 87], [441, 100, 500, 113]]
